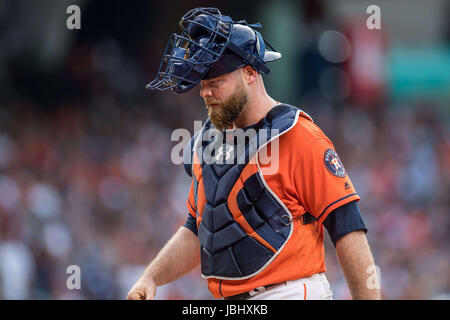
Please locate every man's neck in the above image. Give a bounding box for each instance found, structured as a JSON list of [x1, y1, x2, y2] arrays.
[[232, 94, 279, 129]]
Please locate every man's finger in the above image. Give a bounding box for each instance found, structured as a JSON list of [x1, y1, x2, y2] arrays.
[[145, 287, 155, 300], [127, 291, 145, 300]]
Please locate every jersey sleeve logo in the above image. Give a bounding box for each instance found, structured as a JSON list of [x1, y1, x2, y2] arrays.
[[324, 148, 346, 178]]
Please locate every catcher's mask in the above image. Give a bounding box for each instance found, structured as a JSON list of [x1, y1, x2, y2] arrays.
[[146, 7, 281, 94]]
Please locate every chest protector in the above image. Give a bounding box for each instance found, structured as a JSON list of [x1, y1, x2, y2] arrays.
[[190, 104, 302, 280]]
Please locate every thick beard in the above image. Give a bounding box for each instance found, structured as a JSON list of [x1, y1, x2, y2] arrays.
[[206, 82, 248, 131]]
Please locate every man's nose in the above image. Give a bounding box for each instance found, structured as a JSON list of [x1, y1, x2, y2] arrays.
[[200, 85, 212, 98]]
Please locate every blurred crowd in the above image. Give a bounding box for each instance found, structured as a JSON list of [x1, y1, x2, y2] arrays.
[[0, 85, 448, 300], [0, 95, 201, 299], [0, 0, 449, 300], [318, 99, 450, 300]]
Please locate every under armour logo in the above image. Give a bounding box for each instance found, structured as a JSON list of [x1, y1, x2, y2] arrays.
[[215, 144, 234, 162]]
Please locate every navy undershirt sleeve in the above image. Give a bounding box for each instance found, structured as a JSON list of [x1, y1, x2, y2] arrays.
[[322, 200, 367, 247], [183, 213, 198, 236]]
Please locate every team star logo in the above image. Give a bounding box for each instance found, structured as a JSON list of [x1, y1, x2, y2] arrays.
[[324, 148, 346, 178]]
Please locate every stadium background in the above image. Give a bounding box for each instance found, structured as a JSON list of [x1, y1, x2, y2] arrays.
[[0, 0, 449, 299]]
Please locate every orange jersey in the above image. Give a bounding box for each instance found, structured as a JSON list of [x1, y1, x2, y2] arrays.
[[186, 111, 360, 298]]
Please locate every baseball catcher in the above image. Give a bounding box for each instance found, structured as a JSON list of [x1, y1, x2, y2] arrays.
[[127, 7, 381, 300]]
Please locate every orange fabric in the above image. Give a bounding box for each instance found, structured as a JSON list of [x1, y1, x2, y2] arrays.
[[262, 113, 360, 224], [191, 152, 207, 223], [187, 179, 197, 218], [187, 111, 360, 298]]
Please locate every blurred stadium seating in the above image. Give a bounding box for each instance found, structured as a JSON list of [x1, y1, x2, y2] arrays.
[[0, 0, 448, 299]]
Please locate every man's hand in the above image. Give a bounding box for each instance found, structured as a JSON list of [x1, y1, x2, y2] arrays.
[[125, 226, 201, 300], [127, 276, 157, 300]]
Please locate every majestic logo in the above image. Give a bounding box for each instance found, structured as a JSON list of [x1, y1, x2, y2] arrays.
[[324, 148, 346, 178]]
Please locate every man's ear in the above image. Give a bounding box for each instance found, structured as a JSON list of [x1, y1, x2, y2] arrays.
[[241, 66, 258, 85]]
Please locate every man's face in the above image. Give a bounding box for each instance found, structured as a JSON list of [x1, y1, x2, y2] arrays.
[[200, 69, 248, 131]]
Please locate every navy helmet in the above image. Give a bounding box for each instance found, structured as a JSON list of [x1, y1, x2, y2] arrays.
[[146, 7, 282, 94]]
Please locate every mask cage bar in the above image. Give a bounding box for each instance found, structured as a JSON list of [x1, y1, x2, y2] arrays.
[[147, 8, 233, 92]]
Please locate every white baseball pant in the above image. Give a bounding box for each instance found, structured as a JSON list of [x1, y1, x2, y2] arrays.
[[246, 273, 334, 300]]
